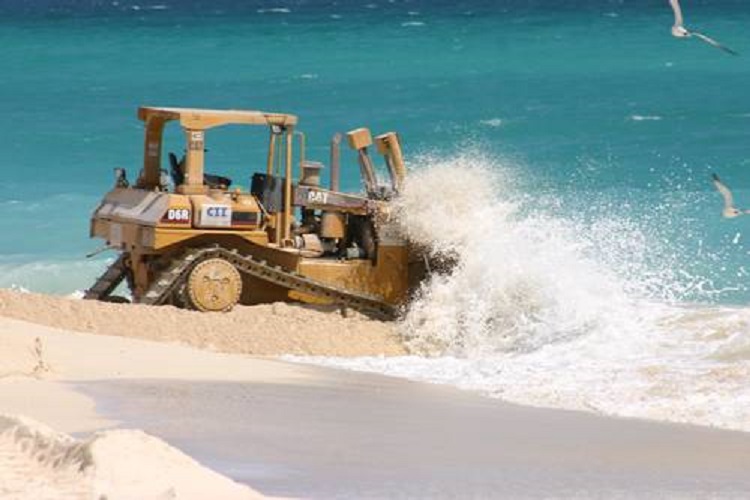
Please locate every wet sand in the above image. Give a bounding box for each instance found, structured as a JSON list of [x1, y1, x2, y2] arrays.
[[80, 371, 750, 499]]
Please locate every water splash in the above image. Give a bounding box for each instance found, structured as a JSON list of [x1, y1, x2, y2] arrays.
[[395, 152, 654, 357], [294, 150, 750, 432]]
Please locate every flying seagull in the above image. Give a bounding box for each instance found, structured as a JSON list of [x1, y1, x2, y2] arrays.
[[669, 0, 738, 55], [712, 173, 749, 218]]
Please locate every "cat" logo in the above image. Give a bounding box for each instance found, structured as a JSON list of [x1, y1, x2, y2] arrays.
[[307, 190, 328, 204]]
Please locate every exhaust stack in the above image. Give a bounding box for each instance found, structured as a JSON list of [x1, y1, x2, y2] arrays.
[[346, 128, 378, 195], [375, 132, 406, 193], [330, 132, 342, 192]]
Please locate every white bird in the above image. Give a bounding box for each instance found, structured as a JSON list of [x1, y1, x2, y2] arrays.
[[712, 173, 749, 218], [669, 0, 738, 55]]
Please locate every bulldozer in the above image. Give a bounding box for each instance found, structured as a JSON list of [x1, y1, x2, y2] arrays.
[[84, 106, 422, 318]]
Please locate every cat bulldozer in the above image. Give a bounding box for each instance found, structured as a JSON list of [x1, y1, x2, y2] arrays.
[[84, 106, 420, 318]]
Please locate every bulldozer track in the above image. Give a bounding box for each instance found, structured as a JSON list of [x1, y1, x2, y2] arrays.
[[83, 253, 128, 301], [139, 247, 397, 320]]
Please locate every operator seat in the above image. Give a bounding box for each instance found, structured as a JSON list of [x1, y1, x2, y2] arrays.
[[169, 151, 233, 190], [204, 173, 233, 189], [168, 152, 185, 186]]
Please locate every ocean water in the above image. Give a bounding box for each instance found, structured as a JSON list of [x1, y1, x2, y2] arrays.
[[2, 1, 750, 430]]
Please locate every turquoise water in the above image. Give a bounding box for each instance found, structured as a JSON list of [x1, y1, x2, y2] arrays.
[[0, 0, 749, 302]]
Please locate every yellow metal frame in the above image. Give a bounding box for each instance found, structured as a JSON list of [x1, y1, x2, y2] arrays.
[[137, 106, 298, 243]]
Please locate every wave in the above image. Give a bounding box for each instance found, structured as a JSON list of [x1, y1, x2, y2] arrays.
[[0, 257, 113, 296], [291, 150, 750, 433], [257, 7, 291, 14], [479, 118, 504, 128], [629, 115, 663, 122]]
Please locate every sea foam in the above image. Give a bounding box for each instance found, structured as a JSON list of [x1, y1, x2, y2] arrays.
[[292, 151, 750, 432]]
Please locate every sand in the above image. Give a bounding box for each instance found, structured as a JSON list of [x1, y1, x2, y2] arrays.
[[0, 314, 327, 431], [0, 312, 324, 499], [0, 288, 404, 500], [2, 291, 750, 497], [0, 289, 405, 356], [0, 414, 270, 500], [93, 374, 750, 498]]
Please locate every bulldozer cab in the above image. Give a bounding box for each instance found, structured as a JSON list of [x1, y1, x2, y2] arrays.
[[135, 106, 301, 243], [136, 106, 298, 192], [133, 106, 406, 246]]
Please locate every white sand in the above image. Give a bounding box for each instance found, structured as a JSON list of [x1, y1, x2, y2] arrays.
[[1, 298, 381, 499], [0, 314, 308, 498], [0, 315, 317, 384], [0, 288, 408, 499], [0, 414, 269, 500], [0, 314, 329, 433]]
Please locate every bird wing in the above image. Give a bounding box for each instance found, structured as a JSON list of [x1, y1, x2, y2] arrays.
[[669, 0, 684, 27], [692, 31, 739, 55], [712, 173, 735, 209]]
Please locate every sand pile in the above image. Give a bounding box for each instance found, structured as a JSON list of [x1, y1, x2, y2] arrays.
[[0, 414, 271, 500], [0, 290, 405, 357]]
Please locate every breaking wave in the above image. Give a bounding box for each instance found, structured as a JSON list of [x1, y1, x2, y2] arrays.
[[294, 150, 750, 432]]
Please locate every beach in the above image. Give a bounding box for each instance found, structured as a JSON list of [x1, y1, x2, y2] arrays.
[[2, 290, 750, 499], [1, 2, 750, 496], [0, 289, 400, 499]]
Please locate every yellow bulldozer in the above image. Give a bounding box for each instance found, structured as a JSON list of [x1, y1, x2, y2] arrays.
[[84, 106, 422, 318]]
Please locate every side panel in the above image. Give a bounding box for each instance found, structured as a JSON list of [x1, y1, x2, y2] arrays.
[[296, 245, 409, 305], [293, 185, 370, 215], [149, 229, 270, 252], [94, 189, 186, 227]]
